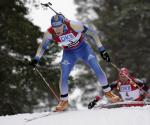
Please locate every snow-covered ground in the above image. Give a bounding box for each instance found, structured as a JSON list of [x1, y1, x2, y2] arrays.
[[0, 106, 150, 125]]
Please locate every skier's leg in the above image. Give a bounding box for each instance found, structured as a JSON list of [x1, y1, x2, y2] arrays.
[[55, 51, 77, 111], [81, 44, 120, 103], [59, 51, 77, 100], [81, 45, 109, 89]]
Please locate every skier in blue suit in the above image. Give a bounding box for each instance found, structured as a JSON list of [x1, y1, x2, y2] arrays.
[[30, 14, 120, 111]]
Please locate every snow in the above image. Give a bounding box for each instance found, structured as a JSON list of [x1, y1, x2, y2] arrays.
[[0, 106, 150, 125], [25, 0, 77, 31]]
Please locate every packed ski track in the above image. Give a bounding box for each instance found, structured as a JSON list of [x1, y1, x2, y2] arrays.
[[0, 106, 150, 125]]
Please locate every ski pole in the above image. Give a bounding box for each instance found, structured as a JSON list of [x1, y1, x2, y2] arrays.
[[110, 62, 147, 94], [110, 62, 120, 71], [41, 2, 59, 15], [34, 67, 60, 102], [14, 57, 60, 102]]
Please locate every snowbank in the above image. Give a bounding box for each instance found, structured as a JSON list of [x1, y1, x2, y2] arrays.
[[0, 106, 150, 125]]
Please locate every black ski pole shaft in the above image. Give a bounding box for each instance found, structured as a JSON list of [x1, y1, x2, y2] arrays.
[[34, 67, 60, 102], [110, 62, 147, 94], [48, 5, 59, 15], [41, 2, 59, 15], [14, 58, 60, 102]]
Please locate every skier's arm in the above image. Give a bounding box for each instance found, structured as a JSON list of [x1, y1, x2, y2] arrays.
[[134, 78, 145, 84], [35, 31, 52, 60], [84, 27, 103, 49], [85, 27, 111, 62], [70, 21, 111, 62], [133, 78, 149, 91], [70, 21, 103, 48], [30, 31, 52, 67]]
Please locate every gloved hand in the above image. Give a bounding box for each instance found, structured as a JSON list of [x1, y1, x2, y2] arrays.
[[98, 46, 111, 62], [88, 96, 101, 109], [88, 100, 97, 109], [29, 57, 40, 67]]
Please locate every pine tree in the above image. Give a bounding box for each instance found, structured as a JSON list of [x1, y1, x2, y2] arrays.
[[0, 0, 61, 115], [74, 0, 150, 82]]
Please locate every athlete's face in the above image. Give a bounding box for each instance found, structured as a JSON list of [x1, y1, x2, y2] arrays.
[[119, 74, 128, 83], [53, 24, 64, 36], [119, 68, 129, 83]]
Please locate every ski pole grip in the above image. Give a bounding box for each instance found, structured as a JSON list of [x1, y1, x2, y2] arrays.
[[41, 3, 49, 7], [48, 2, 52, 5]]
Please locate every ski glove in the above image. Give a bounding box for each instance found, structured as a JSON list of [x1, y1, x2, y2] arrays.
[[88, 96, 101, 109], [29, 57, 40, 67], [98, 46, 111, 62], [88, 100, 97, 109]]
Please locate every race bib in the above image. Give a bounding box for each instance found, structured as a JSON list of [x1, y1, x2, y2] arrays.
[[120, 85, 131, 92], [59, 33, 75, 42]]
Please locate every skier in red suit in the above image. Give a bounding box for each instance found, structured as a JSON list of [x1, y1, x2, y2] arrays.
[[110, 68, 149, 101]]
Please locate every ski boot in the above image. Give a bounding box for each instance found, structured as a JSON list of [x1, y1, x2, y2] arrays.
[[54, 100, 69, 112], [105, 91, 120, 103]]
